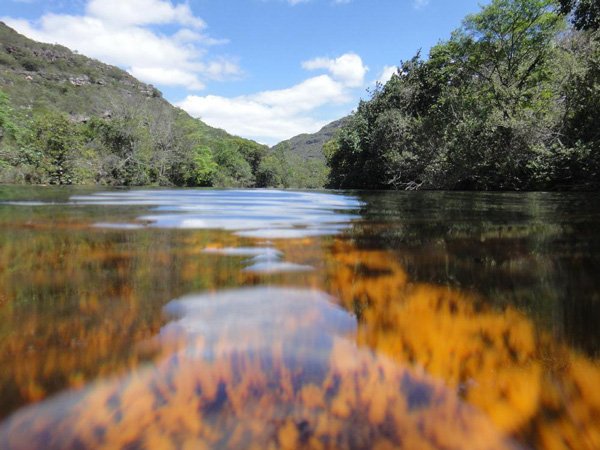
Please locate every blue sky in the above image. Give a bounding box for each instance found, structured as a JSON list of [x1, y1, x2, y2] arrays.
[[1, 0, 484, 145]]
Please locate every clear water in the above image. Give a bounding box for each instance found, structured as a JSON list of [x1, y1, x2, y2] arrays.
[[0, 186, 599, 449]]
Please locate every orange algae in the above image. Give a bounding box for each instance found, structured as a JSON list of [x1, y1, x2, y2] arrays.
[[0, 335, 515, 450], [0, 230, 301, 413], [327, 241, 600, 449], [1, 231, 600, 449]]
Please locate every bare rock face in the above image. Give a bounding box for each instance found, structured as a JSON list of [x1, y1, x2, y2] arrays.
[[69, 75, 90, 87], [138, 84, 162, 98], [30, 47, 69, 62]]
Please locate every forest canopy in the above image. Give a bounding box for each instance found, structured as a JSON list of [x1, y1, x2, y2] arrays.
[[326, 0, 600, 191]]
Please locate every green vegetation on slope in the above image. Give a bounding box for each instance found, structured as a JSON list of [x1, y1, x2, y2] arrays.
[[0, 22, 289, 188], [271, 117, 349, 162], [326, 0, 600, 191], [256, 145, 329, 189], [261, 118, 351, 189]]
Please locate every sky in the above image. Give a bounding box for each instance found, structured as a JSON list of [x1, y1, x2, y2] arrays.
[[0, 0, 484, 145]]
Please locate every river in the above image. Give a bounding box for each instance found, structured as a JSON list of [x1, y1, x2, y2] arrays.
[[0, 187, 599, 449]]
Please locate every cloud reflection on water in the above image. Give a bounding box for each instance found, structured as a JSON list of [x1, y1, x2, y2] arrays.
[[74, 190, 362, 239]]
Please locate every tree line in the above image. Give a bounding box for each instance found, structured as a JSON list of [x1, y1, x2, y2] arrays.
[[326, 0, 599, 190], [0, 92, 327, 188]]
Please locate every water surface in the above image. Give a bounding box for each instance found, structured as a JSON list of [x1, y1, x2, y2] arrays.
[[0, 187, 599, 449]]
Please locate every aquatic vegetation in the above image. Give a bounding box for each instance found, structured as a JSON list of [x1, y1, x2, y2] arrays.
[[328, 241, 600, 449], [1, 188, 600, 449], [0, 288, 517, 450]]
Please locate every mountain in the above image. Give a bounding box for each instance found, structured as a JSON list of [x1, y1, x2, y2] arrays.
[[255, 118, 351, 189], [0, 21, 169, 119], [0, 22, 268, 187], [271, 117, 350, 161]]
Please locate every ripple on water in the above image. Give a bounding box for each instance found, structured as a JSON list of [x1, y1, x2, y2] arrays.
[[72, 189, 362, 238], [203, 246, 314, 274]]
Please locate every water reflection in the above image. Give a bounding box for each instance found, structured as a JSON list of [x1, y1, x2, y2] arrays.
[[354, 191, 600, 357], [203, 247, 314, 274], [0, 188, 599, 449], [0, 189, 358, 421], [73, 190, 362, 239]]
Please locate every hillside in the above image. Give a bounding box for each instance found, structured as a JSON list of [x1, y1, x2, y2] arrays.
[[0, 22, 269, 187], [271, 117, 349, 161], [250, 117, 351, 189], [0, 22, 163, 117]]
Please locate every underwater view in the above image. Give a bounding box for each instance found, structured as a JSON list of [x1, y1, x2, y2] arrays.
[[0, 187, 599, 449]]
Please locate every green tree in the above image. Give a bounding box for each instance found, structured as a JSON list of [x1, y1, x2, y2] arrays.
[[87, 113, 152, 186], [327, 0, 570, 191], [32, 112, 83, 185], [256, 153, 288, 188], [257, 145, 328, 189], [235, 139, 268, 174], [558, 0, 600, 30], [458, 0, 564, 119], [212, 145, 255, 187], [0, 91, 17, 142], [189, 146, 217, 186], [554, 30, 600, 188]]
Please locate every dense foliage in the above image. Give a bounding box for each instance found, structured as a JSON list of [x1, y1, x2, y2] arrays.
[[326, 0, 599, 190], [256, 145, 329, 189], [0, 95, 277, 187], [559, 0, 600, 30], [0, 22, 314, 188]]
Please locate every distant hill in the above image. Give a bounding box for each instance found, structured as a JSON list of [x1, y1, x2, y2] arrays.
[[0, 22, 269, 187], [271, 117, 350, 161]]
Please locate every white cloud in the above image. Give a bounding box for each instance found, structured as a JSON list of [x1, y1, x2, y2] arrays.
[[413, 0, 430, 9], [178, 53, 367, 145], [377, 65, 398, 85], [172, 28, 227, 46], [178, 94, 327, 144], [86, 0, 205, 28], [202, 59, 242, 80], [2, 0, 238, 91], [302, 53, 368, 88], [129, 67, 206, 90], [252, 75, 349, 112]]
